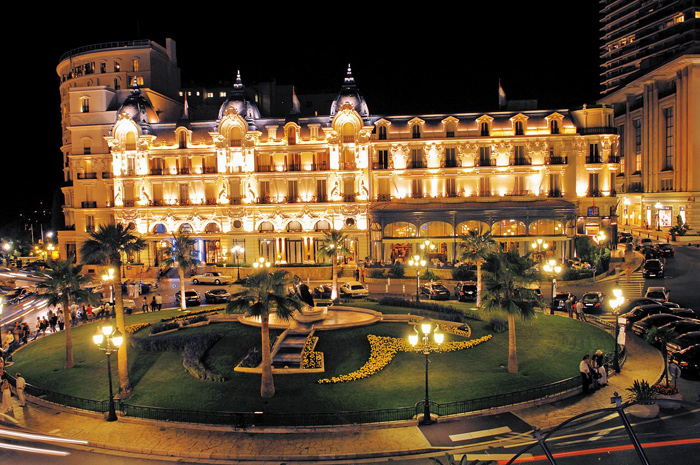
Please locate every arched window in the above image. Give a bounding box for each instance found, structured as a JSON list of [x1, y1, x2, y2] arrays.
[[258, 221, 274, 232], [419, 221, 454, 237], [204, 222, 221, 234], [529, 219, 564, 236], [456, 221, 490, 235], [125, 132, 137, 151], [384, 222, 417, 237], [286, 221, 302, 232], [491, 220, 526, 236], [179, 223, 193, 234], [314, 220, 331, 231], [153, 224, 167, 234]]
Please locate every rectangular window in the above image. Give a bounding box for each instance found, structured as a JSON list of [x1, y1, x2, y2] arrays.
[[378, 126, 387, 140], [412, 125, 421, 139], [412, 179, 423, 198], [81, 98, 89, 113], [664, 107, 674, 170], [287, 180, 298, 202], [377, 150, 389, 169], [446, 178, 456, 197], [634, 118, 642, 173], [445, 148, 457, 167], [259, 181, 270, 200], [411, 149, 423, 168], [86, 215, 95, 233], [316, 179, 327, 202], [479, 146, 491, 166], [588, 144, 601, 163], [589, 173, 599, 196]]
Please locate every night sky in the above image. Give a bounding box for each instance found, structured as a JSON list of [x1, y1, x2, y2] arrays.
[[3, 3, 601, 227]]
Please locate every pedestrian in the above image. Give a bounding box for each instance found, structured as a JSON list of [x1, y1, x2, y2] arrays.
[[150, 296, 157, 312], [0, 378, 11, 413], [155, 293, 162, 311], [625, 264, 631, 282], [50, 312, 58, 332], [576, 299, 586, 322], [15, 372, 26, 407], [142, 297, 149, 313], [20, 323, 29, 345], [58, 311, 65, 331], [566, 295, 574, 318], [593, 350, 608, 387], [580, 355, 592, 394]]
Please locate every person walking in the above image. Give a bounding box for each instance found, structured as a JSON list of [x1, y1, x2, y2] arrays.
[[593, 350, 608, 387], [15, 373, 26, 407], [576, 299, 586, 322], [625, 264, 631, 283], [0, 378, 12, 413], [566, 295, 574, 318], [150, 296, 157, 312], [155, 293, 162, 311], [580, 355, 592, 394], [142, 297, 149, 313]]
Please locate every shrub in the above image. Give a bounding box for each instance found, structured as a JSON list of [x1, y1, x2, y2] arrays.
[[150, 321, 180, 335], [627, 379, 657, 403], [488, 318, 508, 333], [562, 268, 594, 281], [377, 296, 481, 322], [239, 348, 262, 368], [388, 262, 405, 278], [181, 315, 208, 326], [421, 269, 440, 282], [369, 268, 386, 279], [452, 266, 476, 281], [182, 332, 225, 382]]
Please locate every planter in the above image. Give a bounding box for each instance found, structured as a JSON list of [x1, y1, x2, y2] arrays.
[[627, 403, 659, 419], [656, 393, 682, 410]]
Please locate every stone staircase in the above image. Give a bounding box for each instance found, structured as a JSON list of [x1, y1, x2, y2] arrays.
[[272, 331, 311, 369]]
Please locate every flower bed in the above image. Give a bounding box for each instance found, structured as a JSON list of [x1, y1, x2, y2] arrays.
[[125, 322, 151, 334]]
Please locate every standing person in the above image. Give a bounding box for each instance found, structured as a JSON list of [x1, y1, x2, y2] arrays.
[[142, 297, 149, 313], [625, 264, 631, 283], [150, 296, 157, 312], [0, 378, 11, 413], [593, 350, 608, 387], [566, 295, 574, 318], [15, 373, 26, 407], [155, 293, 163, 311], [576, 299, 586, 322], [57, 311, 65, 331], [20, 323, 29, 345], [580, 355, 592, 394]]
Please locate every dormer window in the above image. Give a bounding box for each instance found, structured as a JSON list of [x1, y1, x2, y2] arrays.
[[412, 124, 421, 139], [514, 121, 524, 135], [379, 126, 387, 140], [550, 120, 559, 134], [510, 114, 528, 136], [481, 122, 490, 136], [178, 131, 187, 149]]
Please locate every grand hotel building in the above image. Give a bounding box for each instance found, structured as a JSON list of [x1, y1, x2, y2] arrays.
[[56, 39, 620, 272]]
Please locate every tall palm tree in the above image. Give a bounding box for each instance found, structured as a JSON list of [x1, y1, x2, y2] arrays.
[[481, 250, 542, 374], [317, 230, 351, 300], [160, 233, 199, 311], [37, 258, 95, 369], [458, 229, 496, 307], [226, 269, 301, 398], [80, 223, 146, 396]]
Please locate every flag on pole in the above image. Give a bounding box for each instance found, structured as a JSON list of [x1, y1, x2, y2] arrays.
[[498, 79, 507, 109]]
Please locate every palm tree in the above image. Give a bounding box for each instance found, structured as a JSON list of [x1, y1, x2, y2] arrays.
[[37, 258, 95, 369], [458, 229, 496, 307], [226, 269, 302, 398], [646, 325, 675, 386], [80, 223, 146, 396], [317, 230, 351, 300], [481, 250, 542, 374], [160, 233, 199, 311]]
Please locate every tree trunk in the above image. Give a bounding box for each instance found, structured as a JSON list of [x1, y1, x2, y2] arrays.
[[178, 268, 187, 311], [260, 312, 275, 398], [507, 312, 518, 373], [331, 255, 338, 301], [476, 261, 482, 308], [113, 263, 132, 397], [63, 296, 74, 369]]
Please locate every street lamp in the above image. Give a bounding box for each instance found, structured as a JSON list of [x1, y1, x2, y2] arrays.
[[610, 288, 625, 373], [409, 322, 444, 425], [655, 201, 662, 231], [531, 238, 549, 261], [231, 245, 245, 282], [408, 254, 426, 302], [542, 259, 562, 314], [253, 256, 270, 269], [93, 324, 123, 422], [102, 268, 116, 305]]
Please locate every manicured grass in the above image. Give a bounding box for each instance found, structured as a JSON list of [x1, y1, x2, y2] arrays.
[[10, 306, 611, 414]]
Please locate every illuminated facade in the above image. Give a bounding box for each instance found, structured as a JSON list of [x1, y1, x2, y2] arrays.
[[599, 0, 700, 229], [56, 39, 619, 272]]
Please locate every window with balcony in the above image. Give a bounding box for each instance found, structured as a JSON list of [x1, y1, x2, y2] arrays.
[[618, 124, 625, 175], [287, 180, 298, 203], [376, 150, 389, 169], [588, 173, 600, 196], [445, 148, 457, 167], [512, 145, 529, 165], [588, 143, 601, 163], [479, 146, 492, 166]]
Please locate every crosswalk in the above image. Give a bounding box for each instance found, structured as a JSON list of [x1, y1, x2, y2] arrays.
[[615, 268, 645, 299]]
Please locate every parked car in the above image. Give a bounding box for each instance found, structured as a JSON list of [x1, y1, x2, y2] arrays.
[[667, 331, 700, 355], [645, 286, 670, 303], [581, 292, 604, 312], [420, 282, 451, 300], [642, 259, 664, 278], [191, 272, 232, 285], [454, 282, 478, 302], [619, 304, 668, 327], [642, 247, 661, 260], [205, 288, 231, 303], [339, 281, 369, 298], [617, 297, 663, 315], [639, 238, 654, 248], [552, 292, 576, 311], [175, 289, 202, 307], [655, 243, 675, 257], [658, 319, 700, 337], [632, 313, 685, 337], [670, 344, 700, 377], [665, 308, 698, 320], [313, 284, 333, 299]]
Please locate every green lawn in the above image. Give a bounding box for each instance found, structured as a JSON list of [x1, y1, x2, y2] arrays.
[[10, 306, 611, 414]]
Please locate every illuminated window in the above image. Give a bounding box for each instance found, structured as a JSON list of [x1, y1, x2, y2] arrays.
[[81, 97, 90, 113], [633, 118, 642, 173], [132, 59, 139, 72], [664, 107, 674, 170], [114, 61, 120, 72], [219, 91, 227, 98]]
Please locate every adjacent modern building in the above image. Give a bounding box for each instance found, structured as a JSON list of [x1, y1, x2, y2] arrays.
[[599, 0, 700, 229], [56, 39, 620, 274]]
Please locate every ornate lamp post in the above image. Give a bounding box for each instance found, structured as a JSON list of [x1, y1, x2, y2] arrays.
[[231, 245, 245, 282], [93, 325, 123, 422], [408, 254, 426, 302], [610, 288, 625, 373], [409, 322, 444, 425], [531, 238, 549, 262], [542, 259, 562, 314]]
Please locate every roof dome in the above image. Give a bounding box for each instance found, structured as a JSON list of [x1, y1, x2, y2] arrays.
[[330, 64, 369, 118], [217, 71, 261, 124], [116, 78, 159, 133]]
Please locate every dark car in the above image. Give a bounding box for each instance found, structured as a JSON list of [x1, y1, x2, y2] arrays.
[[643, 247, 661, 260], [581, 292, 604, 312], [632, 314, 684, 337], [619, 304, 668, 327], [205, 288, 231, 303], [659, 319, 700, 337], [420, 282, 450, 300], [667, 331, 700, 355], [665, 308, 698, 319], [655, 243, 675, 257], [454, 282, 477, 302], [618, 297, 662, 315], [552, 292, 576, 311], [670, 344, 700, 377], [313, 284, 333, 299], [642, 259, 664, 278], [175, 289, 201, 307]]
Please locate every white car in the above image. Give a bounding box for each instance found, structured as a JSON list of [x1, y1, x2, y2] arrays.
[[339, 281, 369, 298], [645, 286, 670, 303], [191, 272, 232, 285]]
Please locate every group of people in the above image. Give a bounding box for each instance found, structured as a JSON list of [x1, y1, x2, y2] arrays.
[[563, 295, 588, 321], [141, 294, 163, 312], [0, 354, 27, 413], [579, 350, 609, 394]]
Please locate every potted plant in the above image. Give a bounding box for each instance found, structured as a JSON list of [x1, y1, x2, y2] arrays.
[[626, 379, 659, 418], [645, 326, 682, 409], [653, 382, 681, 410]]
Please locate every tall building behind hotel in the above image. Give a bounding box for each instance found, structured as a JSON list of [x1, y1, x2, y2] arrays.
[[56, 39, 619, 275], [598, 0, 700, 229]]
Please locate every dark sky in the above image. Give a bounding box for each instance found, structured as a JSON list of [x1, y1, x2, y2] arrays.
[[3, 3, 601, 226]]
